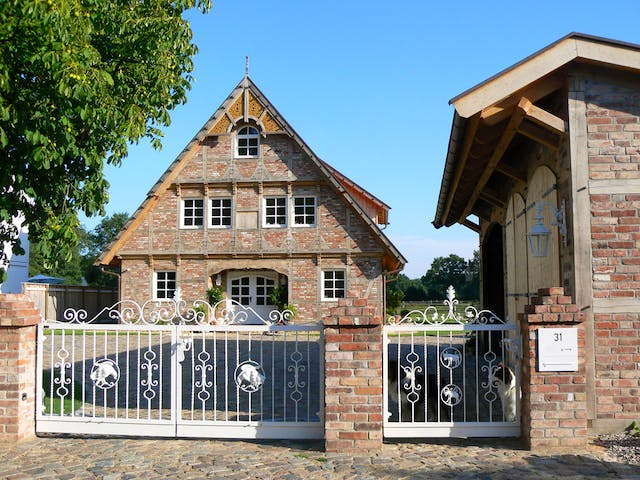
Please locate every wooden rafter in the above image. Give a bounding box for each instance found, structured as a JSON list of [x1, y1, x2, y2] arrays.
[[479, 189, 507, 209], [518, 97, 566, 135], [440, 114, 480, 226], [462, 218, 480, 232], [458, 98, 526, 223], [495, 163, 527, 187], [479, 74, 565, 126]]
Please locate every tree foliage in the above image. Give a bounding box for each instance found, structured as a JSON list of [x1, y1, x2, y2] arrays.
[[30, 212, 128, 287], [386, 252, 480, 309], [81, 212, 128, 287], [0, 0, 211, 271]]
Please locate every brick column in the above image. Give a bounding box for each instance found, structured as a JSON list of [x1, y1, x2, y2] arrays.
[[519, 287, 587, 449], [0, 294, 41, 444], [323, 298, 383, 453]]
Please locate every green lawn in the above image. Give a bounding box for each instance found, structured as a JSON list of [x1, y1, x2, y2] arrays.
[[41, 369, 84, 415]]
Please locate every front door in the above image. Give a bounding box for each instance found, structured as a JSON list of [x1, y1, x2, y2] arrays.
[[228, 271, 277, 324]]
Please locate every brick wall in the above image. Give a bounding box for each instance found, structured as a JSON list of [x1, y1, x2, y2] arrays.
[[519, 287, 587, 448], [114, 132, 387, 321], [324, 298, 383, 452], [586, 73, 640, 426], [0, 294, 40, 444]]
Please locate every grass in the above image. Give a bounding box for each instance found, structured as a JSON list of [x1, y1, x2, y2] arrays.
[[41, 369, 84, 415]]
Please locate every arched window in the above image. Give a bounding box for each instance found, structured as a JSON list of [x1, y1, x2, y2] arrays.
[[236, 126, 259, 157]]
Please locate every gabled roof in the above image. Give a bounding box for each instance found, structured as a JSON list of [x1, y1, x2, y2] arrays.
[[434, 33, 640, 229], [99, 75, 406, 271]]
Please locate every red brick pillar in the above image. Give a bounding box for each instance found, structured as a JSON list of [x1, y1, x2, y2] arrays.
[[519, 287, 587, 449], [323, 298, 383, 453], [0, 294, 41, 444]]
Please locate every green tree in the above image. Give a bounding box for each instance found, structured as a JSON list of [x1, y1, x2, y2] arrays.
[[29, 225, 88, 284], [0, 0, 211, 274], [421, 254, 468, 299], [81, 212, 129, 287]]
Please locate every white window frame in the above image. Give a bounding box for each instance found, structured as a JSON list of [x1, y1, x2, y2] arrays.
[[263, 196, 287, 228], [322, 269, 346, 301], [209, 197, 232, 229], [292, 196, 316, 227], [236, 126, 260, 158], [181, 198, 204, 229], [154, 271, 177, 300]]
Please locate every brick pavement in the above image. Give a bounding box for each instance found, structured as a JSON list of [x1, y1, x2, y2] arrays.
[[0, 436, 638, 480]]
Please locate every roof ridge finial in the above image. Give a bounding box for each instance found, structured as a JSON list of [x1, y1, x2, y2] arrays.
[[245, 55, 249, 78]]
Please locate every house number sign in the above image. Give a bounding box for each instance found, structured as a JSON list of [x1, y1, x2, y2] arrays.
[[537, 327, 578, 372]]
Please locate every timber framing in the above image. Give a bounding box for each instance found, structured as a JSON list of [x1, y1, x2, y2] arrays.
[[99, 75, 406, 272], [434, 33, 640, 230]]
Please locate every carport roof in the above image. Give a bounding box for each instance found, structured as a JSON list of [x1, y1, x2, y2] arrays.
[[434, 33, 640, 230]]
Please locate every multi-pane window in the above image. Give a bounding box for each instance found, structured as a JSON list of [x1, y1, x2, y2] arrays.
[[255, 276, 276, 306], [293, 196, 316, 226], [210, 198, 232, 228], [182, 199, 204, 228], [237, 126, 259, 157], [322, 270, 346, 300], [230, 276, 251, 305], [264, 196, 287, 227], [155, 271, 177, 299]]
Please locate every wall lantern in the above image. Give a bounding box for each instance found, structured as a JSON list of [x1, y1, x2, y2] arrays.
[[215, 274, 222, 286], [527, 199, 567, 258]]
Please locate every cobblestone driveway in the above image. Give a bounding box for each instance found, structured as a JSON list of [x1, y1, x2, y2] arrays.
[[1, 436, 638, 480]]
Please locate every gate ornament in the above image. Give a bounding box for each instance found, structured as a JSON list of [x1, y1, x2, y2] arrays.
[[90, 359, 120, 389], [57, 295, 294, 326], [440, 384, 463, 407], [235, 361, 266, 393], [440, 347, 462, 369], [387, 285, 505, 325]]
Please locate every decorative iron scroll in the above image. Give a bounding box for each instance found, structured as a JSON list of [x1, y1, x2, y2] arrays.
[[53, 288, 295, 326], [386, 285, 505, 325]]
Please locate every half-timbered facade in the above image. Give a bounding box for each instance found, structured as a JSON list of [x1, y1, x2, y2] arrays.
[[99, 76, 405, 323]]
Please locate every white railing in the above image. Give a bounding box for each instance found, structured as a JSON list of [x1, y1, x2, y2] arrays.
[[383, 286, 521, 438], [36, 294, 323, 440]]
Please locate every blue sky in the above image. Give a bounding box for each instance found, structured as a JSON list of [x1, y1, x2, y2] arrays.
[[90, 0, 640, 278]]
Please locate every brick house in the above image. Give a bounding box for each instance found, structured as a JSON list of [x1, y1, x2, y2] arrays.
[[98, 75, 406, 323], [434, 33, 640, 435]]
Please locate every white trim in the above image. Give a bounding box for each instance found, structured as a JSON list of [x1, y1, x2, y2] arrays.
[[235, 125, 260, 158], [180, 198, 205, 229], [292, 195, 317, 228], [263, 196, 287, 228], [209, 197, 233, 229], [154, 270, 177, 300], [321, 269, 346, 301]]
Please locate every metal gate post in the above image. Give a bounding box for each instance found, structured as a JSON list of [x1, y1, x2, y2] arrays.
[[323, 298, 383, 453]]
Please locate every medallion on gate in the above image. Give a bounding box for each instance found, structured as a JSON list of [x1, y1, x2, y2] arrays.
[[235, 360, 266, 393], [90, 359, 120, 389], [440, 383, 463, 407], [440, 347, 462, 369]]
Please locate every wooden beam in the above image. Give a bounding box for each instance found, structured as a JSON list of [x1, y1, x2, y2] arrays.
[[462, 218, 480, 232], [495, 163, 527, 186], [458, 99, 526, 223], [479, 74, 565, 126], [440, 114, 481, 225], [518, 97, 567, 135], [480, 189, 507, 209], [518, 119, 564, 150]]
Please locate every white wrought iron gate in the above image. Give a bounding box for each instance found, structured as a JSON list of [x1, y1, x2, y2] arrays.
[[383, 286, 520, 438], [36, 296, 323, 439]]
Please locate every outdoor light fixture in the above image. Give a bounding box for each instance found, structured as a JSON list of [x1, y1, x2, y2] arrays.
[[527, 199, 567, 257], [215, 274, 222, 286]]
